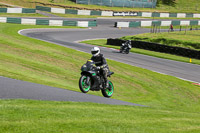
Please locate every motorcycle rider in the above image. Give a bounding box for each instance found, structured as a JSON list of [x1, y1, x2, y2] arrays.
[[91, 47, 109, 88], [122, 40, 132, 49]]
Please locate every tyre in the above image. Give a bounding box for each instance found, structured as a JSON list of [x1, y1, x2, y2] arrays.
[[120, 46, 123, 53], [125, 50, 129, 54], [79, 75, 91, 93], [101, 81, 114, 98]]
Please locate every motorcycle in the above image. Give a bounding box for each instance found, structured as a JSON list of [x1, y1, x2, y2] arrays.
[[120, 41, 132, 54], [79, 60, 114, 98]]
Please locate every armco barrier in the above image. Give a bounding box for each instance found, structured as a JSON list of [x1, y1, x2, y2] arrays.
[[36, 6, 200, 18], [66, 9, 78, 14], [36, 6, 113, 16], [115, 20, 200, 28], [107, 38, 200, 59], [36, 19, 49, 25], [0, 17, 97, 27], [0, 8, 36, 13], [7, 18, 21, 24], [36, 6, 51, 12], [63, 21, 77, 26], [138, 12, 200, 18], [21, 18, 36, 25]]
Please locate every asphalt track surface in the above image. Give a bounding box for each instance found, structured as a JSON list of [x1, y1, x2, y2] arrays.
[[20, 26, 200, 83], [1, 17, 200, 106], [0, 76, 144, 106]]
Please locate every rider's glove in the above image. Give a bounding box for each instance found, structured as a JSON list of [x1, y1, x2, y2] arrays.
[[97, 66, 100, 70]]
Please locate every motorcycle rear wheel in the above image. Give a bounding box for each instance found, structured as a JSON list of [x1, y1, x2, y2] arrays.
[[101, 81, 114, 98], [79, 75, 91, 93]]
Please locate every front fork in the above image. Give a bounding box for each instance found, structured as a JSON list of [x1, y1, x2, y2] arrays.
[[86, 76, 90, 85]]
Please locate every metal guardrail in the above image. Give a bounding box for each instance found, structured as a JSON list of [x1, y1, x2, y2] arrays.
[[0, 8, 36, 13], [115, 20, 200, 28], [0, 17, 97, 27], [36, 6, 200, 18]]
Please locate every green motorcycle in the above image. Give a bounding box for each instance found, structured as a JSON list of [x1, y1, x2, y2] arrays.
[[79, 60, 114, 98]]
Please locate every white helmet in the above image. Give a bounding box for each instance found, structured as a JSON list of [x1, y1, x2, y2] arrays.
[[91, 47, 100, 57]]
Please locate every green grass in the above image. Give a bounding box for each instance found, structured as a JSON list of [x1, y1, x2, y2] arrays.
[[1, 99, 200, 133], [121, 30, 200, 50], [51, 12, 98, 18], [0, 13, 47, 17], [0, 4, 11, 8], [1, 23, 200, 132], [81, 39, 200, 65], [156, 0, 200, 13], [0, 23, 199, 107], [0, 0, 200, 13]]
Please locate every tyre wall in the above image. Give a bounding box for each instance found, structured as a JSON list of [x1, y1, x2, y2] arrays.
[[107, 38, 200, 59]]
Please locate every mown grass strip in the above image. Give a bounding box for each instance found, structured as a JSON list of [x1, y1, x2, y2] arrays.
[[0, 13, 47, 17], [0, 99, 200, 133]]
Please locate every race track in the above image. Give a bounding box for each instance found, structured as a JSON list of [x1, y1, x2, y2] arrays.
[[20, 26, 200, 83], [1, 17, 200, 106]]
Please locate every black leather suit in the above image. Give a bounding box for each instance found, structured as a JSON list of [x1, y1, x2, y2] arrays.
[[91, 53, 109, 84]]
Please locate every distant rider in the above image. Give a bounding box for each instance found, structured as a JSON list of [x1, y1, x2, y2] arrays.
[[91, 47, 109, 88], [122, 40, 132, 49]]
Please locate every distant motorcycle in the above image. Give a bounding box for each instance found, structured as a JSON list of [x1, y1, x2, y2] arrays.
[[79, 60, 114, 98], [120, 40, 132, 54]]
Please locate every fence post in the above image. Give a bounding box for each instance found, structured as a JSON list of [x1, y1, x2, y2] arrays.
[[185, 26, 187, 34], [152, 24, 155, 33], [155, 26, 158, 33], [190, 26, 192, 31]]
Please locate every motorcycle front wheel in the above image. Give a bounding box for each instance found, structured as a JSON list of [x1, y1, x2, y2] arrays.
[[79, 75, 91, 93], [101, 81, 114, 98], [125, 50, 129, 54]]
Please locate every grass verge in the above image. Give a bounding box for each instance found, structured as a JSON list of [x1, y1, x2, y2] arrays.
[[1, 99, 200, 133], [1, 23, 200, 132], [121, 30, 200, 50], [81, 39, 200, 65], [0, 13, 47, 17]]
